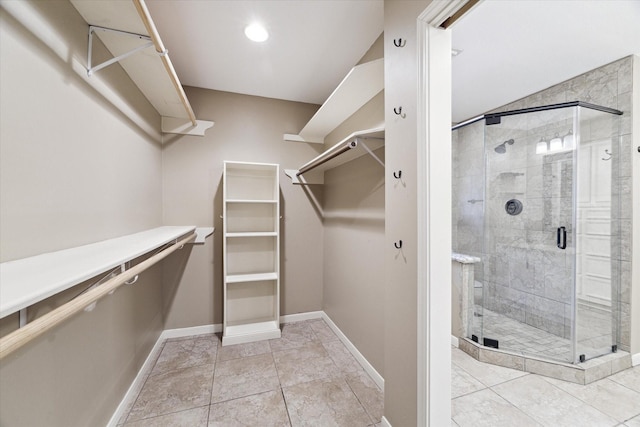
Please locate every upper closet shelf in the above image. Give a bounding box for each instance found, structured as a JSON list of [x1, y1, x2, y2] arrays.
[[285, 127, 384, 185], [69, 0, 213, 137], [0, 226, 213, 319], [284, 58, 384, 144]]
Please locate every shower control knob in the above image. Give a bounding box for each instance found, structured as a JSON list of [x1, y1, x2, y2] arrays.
[[505, 199, 523, 216]]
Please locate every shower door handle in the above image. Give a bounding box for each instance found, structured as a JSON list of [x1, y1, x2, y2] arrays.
[[557, 226, 567, 249]]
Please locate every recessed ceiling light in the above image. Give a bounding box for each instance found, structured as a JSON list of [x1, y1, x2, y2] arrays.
[[244, 23, 269, 42]]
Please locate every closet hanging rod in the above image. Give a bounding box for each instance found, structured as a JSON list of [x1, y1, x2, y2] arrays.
[[132, 0, 197, 126], [297, 141, 357, 176], [0, 232, 196, 360]]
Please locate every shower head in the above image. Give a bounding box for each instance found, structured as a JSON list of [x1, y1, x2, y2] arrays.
[[494, 138, 515, 154]]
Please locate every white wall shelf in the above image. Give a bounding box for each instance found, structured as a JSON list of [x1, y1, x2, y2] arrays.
[[225, 200, 278, 204], [226, 232, 278, 238], [223, 161, 281, 345], [284, 58, 384, 144], [69, 0, 213, 137], [226, 273, 279, 284], [0, 226, 196, 319], [285, 127, 385, 185]]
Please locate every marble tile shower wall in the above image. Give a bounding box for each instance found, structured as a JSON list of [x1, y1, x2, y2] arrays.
[[452, 56, 633, 349]]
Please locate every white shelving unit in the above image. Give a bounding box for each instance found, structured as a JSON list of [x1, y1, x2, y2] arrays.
[[222, 161, 281, 345]]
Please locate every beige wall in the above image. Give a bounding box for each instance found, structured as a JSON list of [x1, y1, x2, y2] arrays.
[[0, 1, 166, 425], [322, 91, 385, 375], [161, 87, 325, 328], [383, 1, 431, 425]]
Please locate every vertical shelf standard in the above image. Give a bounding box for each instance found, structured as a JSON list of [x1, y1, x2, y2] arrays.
[[223, 161, 281, 345]]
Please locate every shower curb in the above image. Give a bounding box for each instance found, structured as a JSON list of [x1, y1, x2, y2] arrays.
[[458, 337, 632, 385]]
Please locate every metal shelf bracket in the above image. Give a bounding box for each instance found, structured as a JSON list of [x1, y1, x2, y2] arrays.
[[87, 25, 154, 77]]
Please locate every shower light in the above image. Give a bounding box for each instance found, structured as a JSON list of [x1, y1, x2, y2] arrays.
[[536, 138, 548, 154], [549, 134, 563, 151], [563, 130, 574, 150], [245, 23, 269, 42]]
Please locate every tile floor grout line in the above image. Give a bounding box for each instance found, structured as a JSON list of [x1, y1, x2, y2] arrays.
[[123, 404, 210, 426], [541, 375, 640, 424], [344, 374, 378, 425], [483, 385, 545, 427], [205, 334, 220, 422], [280, 386, 295, 427], [607, 374, 640, 395], [494, 373, 630, 425]]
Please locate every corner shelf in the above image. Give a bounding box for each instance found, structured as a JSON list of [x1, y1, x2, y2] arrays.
[[222, 161, 281, 346], [69, 0, 213, 137], [283, 58, 384, 144]]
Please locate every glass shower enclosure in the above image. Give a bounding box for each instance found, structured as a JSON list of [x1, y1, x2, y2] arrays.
[[452, 101, 623, 364]]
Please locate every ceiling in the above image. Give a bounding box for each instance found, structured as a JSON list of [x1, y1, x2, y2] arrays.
[[146, 0, 640, 123], [146, 0, 384, 105], [451, 0, 640, 122]]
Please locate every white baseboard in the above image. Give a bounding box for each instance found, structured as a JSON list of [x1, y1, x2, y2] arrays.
[[109, 311, 384, 425], [451, 335, 459, 348], [380, 415, 392, 427], [160, 323, 220, 340], [106, 332, 167, 427], [633, 353, 640, 367], [280, 311, 323, 323], [321, 312, 385, 391]]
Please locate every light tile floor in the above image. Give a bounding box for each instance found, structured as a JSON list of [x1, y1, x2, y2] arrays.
[[117, 319, 383, 426], [452, 345, 640, 426], [117, 319, 639, 426]]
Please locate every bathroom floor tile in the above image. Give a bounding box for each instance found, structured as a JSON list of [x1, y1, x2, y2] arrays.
[[625, 413, 640, 426], [208, 390, 290, 426], [126, 364, 214, 422], [492, 374, 618, 426], [283, 378, 372, 426], [451, 388, 540, 427], [123, 406, 209, 427], [609, 366, 640, 393], [541, 375, 640, 422], [452, 347, 528, 387], [451, 363, 486, 398]]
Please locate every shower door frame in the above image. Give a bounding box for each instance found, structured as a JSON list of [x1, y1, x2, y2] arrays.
[[452, 101, 623, 365]]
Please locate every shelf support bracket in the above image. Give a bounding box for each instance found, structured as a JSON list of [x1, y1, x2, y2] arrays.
[[357, 138, 385, 168], [19, 309, 27, 328], [87, 25, 154, 77]]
